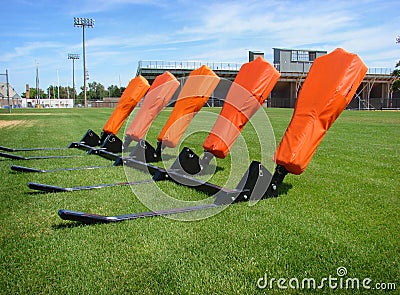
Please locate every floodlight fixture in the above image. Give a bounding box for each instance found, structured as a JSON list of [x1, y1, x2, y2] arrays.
[[68, 53, 80, 60], [68, 54, 80, 103], [73, 17, 95, 107], [74, 17, 95, 28]]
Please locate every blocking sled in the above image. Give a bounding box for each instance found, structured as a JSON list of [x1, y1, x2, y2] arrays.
[[73, 75, 150, 153], [50, 48, 368, 224], [1, 76, 150, 159], [108, 71, 180, 162], [273, 48, 367, 179], [175, 56, 281, 174], [120, 65, 220, 164]]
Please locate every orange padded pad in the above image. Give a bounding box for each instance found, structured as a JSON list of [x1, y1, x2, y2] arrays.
[[126, 72, 180, 142], [202, 57, 280, 158], [274, 48, 367, 175], [103, 75, 150, 135], [157, 65, 220, 148]]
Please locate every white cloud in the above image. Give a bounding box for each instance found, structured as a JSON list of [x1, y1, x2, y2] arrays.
[[2, 0, 399, 95], [0, 41, 62, 62], [66, 0, 165, 15]]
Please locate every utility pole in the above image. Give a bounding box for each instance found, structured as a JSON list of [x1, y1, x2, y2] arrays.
[[68, 53, 80, 105], [0, 70, 11, 113], [57, 69, 60, 99], [36, 63, 40, 107], [74, 17, 94, 108]]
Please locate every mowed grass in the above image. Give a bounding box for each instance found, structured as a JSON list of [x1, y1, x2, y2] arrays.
[[0, 107, 399, 294]]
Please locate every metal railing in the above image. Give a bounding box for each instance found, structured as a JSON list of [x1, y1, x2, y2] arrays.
[[367, 68, 393, 75], [138, 60, 242, 71], [139, 61, 393, 76]]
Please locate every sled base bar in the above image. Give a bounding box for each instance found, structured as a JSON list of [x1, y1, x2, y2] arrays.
[[58, 204, 218, 224], [28, 182, 74, 192], [121, 157, 163, 175], [11, 165, 46, 173], [94, 139, 161, 166], [0, 152, 34, 160], [28, 179, 154, 193], [68, 142, 98, 152], [161, 168, 245, 199], [0, 146, 67, 152], [94, 149, 121, 161], [11, 164, 109, 173], [0, 151, 80, 160]]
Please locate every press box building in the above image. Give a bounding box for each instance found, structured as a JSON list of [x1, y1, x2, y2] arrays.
[[136, 48, 397, 109]]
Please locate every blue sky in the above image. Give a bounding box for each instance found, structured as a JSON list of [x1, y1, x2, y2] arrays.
[[1, 0, 399, 95]]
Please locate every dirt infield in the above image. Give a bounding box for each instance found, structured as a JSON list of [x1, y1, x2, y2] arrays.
[[0, 120, 36, 128]]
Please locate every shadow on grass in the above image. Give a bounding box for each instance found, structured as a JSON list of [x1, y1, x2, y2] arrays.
[[0, 158, 13, 162], [26, 191, 53, 195], [277, 183, 293, 196], [52, 222, 100, 230]]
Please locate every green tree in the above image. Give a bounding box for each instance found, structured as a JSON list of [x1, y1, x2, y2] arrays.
[[66, 86, 77, 99], [392, 36, 400, 93], [46, 85, 76, 99], [21, 88, 47, 99], [75, 81, 125, 105], [107, 84, 124, 97], [87, 81, 107, 100], [47, 85, 57, 99], [76, 90, 84, 106]]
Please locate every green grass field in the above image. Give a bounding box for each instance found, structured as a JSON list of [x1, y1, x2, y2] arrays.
[[0, 108, 399, 294]]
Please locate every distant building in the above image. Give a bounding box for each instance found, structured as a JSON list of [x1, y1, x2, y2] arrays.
[[22, 83, 74, 108], [0, 82, 22, 108], [22, 98, 74, 108], [91, 97, 120, 108], [137, 48, 398, 109], [273, 48, 327, 72], [270, 48, 327, 107], [249, 51, 265, 61]]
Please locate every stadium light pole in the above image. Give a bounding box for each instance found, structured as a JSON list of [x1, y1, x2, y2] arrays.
[[68, 53, 80, 105], [74, 17, 94, 108], [0, 70, 11, 113]]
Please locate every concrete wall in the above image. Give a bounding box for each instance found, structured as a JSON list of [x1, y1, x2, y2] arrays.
[[21, 98, 74, 108]]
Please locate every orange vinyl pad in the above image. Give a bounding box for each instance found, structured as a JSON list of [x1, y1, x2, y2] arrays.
[[202, 57, 280, 158], [126, 72, 180, 142], [157, 65, 220, 148], [274, 48, 367, 175], [102, 75, 150, 135]]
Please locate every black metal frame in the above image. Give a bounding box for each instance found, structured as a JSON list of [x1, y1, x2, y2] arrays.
[[68, 129, 103, 151], [11, 164, 108, 173], [56, 157, 279, 223], [0, 146, 66, 152], [0, 152, 80, 161], [87, 134, 123, 154], [58, 204, 219, 223]]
